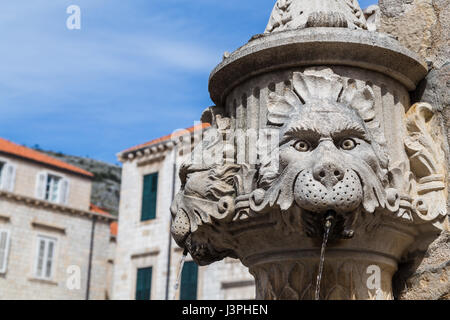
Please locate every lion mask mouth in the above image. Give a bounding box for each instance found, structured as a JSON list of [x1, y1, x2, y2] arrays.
[[294, 168, 363, 214]]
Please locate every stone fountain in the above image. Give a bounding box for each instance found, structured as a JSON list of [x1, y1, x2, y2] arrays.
[[170, 0, 448, 300]]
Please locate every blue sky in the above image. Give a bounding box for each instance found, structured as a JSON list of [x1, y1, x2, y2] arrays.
[[0, 0, 377, 164]]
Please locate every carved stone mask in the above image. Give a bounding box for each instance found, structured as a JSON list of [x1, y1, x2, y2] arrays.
[[251, 68, 397, 238], [171, 161, 240, 264], [267, 100, 389, 237]]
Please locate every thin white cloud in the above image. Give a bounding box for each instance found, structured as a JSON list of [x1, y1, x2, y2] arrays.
[[0, 1, 223, 122]]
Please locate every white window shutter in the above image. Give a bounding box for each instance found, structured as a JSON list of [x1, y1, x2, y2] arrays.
[[4, 164, 16, 192], [0, 164, 6, 190], [35, 172, 47, 200], [35, 236, 57, 279], [35, 238, 46, 278], [60, 179, 70, 205], [0, 230, 11, 274]]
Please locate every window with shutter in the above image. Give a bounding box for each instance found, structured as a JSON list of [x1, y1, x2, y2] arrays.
[[0, 162, 16, 192], [46, 174, 61, 203], [36, 173, 67, 204], [4, 164, 16, 192], [180, 261, 198, 300], [141, 173, 158, 221], [0, 230, 11, 274], [0, 162, 5, 189], [36, 172, 47, 200], [34, 236, 57, 280], [135, 267, 152, 300], [59, 179, 70, 204]]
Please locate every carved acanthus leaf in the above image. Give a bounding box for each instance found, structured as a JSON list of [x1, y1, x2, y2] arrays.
[[265, 0, 293, 33], [293, 68, 343, 102], [267, 89, 301, 125], [341, 79, 376, 122], [404, 103, 448, 229]]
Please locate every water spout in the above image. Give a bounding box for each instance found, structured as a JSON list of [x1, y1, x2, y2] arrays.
[[173, 249, 188, 300], [315, 211, 335, 300]]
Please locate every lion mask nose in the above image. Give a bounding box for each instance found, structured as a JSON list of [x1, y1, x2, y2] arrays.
[[313, 161, 345, 188]]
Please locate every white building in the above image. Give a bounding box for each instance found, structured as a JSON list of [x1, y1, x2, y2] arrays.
[[0, 138, 116, 300], [113, 124, 255, 300]]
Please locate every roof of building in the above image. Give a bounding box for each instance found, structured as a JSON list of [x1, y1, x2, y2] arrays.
[[89, 203, 114, 218], [0, 138, 94, 178], [120, 123, 211, 155]]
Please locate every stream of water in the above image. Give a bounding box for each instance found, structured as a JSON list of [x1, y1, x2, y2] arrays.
[[315, 218, 332, 300], [172, 252, 187, 300]]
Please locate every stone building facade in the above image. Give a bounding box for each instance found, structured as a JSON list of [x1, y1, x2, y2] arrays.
[[113, 124, 255, 300], [0, 138, 116, 300]]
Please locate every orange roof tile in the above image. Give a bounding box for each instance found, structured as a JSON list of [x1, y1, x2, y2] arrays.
[[121, 123, 211, 154], [90, 203, 113, 217], [110, 221, 118, 237], [0, 138, 93, 178]]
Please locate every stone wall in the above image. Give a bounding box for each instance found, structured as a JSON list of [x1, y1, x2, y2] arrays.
[[379, 0, 448, 67], [377, 0, 449, 300], [0, 199, 112, 300]]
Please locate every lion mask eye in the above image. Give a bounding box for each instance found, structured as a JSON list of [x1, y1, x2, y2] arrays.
[[293, 140, 311, 152], [340, 138, 357, 150]]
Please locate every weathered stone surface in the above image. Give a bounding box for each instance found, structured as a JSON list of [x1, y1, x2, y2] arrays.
[[379, 0, 449, 68], [363, 5, 380, 31], [378, 0, 450, 300], [414, 64, 450, 112], [394, 231, 450, 300]]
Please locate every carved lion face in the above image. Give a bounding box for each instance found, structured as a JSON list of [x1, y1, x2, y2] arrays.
[[253, 98, 391, 238], [247, 68, 399, 238], [280, 99, 384, 213], [170, 163, 240, 264]]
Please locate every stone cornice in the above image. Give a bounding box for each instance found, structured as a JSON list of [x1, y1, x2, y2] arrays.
[[117, 140, 175, 163], [117, 125, 211, 163], [0, 190, 116, 222], [209, 28, 428, 105]]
